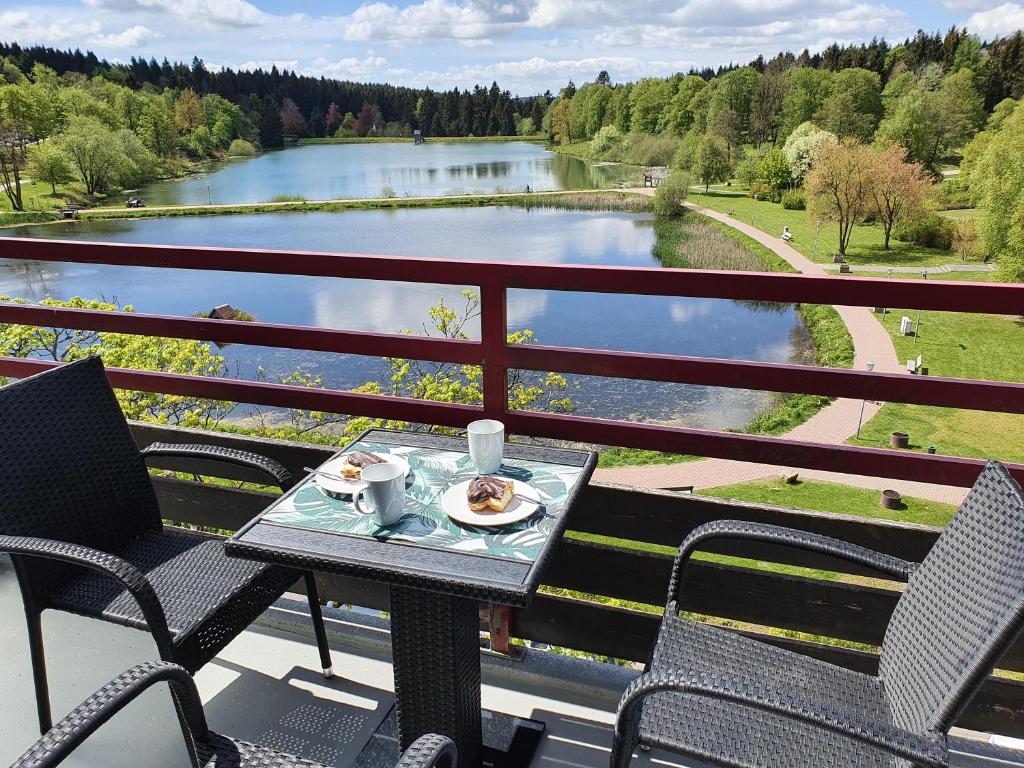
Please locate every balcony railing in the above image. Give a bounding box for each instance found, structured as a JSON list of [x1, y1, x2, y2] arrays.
[[3, 237, 1024, 738], [1, 236, 1022, 487]]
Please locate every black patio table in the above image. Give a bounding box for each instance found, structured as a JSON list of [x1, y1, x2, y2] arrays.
[[226, 428, 597, 768]]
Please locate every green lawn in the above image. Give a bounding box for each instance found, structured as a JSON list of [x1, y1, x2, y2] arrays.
[[0, 178, 81, 213], [692, 185, 958, 267], [849, 307, 1024, 463], [937, 208, 977, 220], [700, 477, 955, 527], [829, 269, 998, 281]]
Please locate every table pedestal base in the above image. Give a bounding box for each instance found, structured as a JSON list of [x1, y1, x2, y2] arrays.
[[390, 586, 483, 767]]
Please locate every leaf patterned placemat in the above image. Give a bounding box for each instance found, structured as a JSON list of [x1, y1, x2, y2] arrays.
[[261, 439, 586, 562]]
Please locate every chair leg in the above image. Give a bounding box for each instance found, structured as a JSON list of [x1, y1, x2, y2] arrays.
[[303, 572, 333, 678], [26, 610, 52, 734]]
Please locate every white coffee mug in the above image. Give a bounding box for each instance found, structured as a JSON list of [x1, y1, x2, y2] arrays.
[[353, 462, 406, 526], [468, 419, 504, 474]]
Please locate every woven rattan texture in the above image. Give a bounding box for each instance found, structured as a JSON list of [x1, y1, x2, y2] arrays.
[[390, 586, 482, 767], [881, 461, 1024, 734], [637, 618, 898, 768], [394, 734, 457, 768], [0, 357, 162, 597], [142, 443, 296, 491]]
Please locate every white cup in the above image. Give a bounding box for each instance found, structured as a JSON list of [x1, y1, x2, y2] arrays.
[[353, 462, 406, 526], [468, 419, 504, 474]]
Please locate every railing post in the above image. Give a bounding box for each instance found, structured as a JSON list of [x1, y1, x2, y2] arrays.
[[480, 283, 508, 421]]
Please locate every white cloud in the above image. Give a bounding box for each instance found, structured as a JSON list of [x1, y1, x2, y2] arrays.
[[93, 25, 160, 47], [965, 2, 1024, 36], [84, 0, 269, 28], [340, 0, 530, 41], [309, 56, 389, 79]]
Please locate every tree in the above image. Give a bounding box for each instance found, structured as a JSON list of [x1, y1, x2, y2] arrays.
[[353, 102, 380, 137], [549, 98, 572, 144], [693, 134, 731, 192], [27, 142, 74, 194], [659, 75, 706, 135], [279, 97, 307, 136], [308, 106, 324, 139], [258, 95, 283, 148], [337, 111, 356, 137], [877, 69, 984, 170], [56, 116, 130, 194], [813, 68, 882, 141], [869, 143, 934, 249], [756, 148, 791, 191], [713, 107, 740, 161], [0, 84, 42, 210], [628, 78, 673, 133], [805, 138, 877, 259], [782, 121, 837, 183], [173, 88, 203, 131], [325, 102, 342, 136], [596, 70, 612, 88], [780, 68, 833, 138], [750, 72, 786, 146]]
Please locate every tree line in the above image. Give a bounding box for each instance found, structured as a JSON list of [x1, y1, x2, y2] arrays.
[[0, 42, 548, 140]]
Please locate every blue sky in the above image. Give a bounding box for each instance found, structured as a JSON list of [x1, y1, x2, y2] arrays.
[[2, 1, 1022, 94]]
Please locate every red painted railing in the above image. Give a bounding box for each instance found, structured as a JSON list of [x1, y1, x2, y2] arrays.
[[2, 236, 1023, 488]]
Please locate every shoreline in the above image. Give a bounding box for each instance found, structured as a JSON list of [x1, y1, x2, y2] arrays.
[[296, 135, 547, 145]]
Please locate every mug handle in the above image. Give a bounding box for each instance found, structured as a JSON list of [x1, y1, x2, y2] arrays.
[[353, 488, 373, 515]]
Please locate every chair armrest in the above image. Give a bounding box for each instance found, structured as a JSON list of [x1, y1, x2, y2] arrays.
[[396, 734, 457, 768], [10, 661, 207, 768], [0, 535, 175, 660], [615, 670, 948, 768], [141, 442, 295, 491], [667, 519, 916, 608]]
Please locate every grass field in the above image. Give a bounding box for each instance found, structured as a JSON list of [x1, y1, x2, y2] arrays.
[[700, 477, 955, 526], [0, 179, 83, 213], [826, 269, 998, 281], [692, 185, 960, 267], [849, 307, 1024, 463]]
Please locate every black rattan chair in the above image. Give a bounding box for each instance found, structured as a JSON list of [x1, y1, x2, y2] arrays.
[[611, 460, 1024, 768], [9, 660, 458, 768], [0, 357, 333, 734]]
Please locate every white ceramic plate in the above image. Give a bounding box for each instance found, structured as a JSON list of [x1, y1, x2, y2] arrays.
[[313, 453, 410, 496], [441, 478, 542, 527]]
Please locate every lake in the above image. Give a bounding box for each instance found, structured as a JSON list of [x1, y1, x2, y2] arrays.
[[0, 207, 806, 428], [133, 142, 641, 206]]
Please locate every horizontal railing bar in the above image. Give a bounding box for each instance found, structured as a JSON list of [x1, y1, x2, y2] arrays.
[[0, 357, 480, 426], [0, 303, 482, 364], [505, 410, 1024, 488], [509, 344, 1024, 414], [2, 237, 1021, 314]]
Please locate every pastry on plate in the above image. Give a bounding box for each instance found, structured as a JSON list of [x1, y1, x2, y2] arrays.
[[467, 476, 514, 513], [340, 451, 386, 479]]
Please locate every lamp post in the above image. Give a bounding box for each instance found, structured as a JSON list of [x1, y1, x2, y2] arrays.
[[812, 219, 821, 261], [856, 360, 876, 439], [205, 182, 212, 205], [914, 271, 927, 343]]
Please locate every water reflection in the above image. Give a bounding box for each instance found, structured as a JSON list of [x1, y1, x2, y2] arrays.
[[0, 207, 802, 425], [134, 142, 642, 206]]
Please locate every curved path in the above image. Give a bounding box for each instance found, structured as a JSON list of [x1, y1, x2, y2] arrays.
[[594, 193, 969, 505]]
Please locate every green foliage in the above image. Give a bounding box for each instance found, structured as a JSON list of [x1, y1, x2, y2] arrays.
[[27, 143, 74, 194], [781, 121, 836, 183], [693, 134, 731, 191], [628, 78, 674, 133], [652, 173, 689, 217], [588, 124, 622, 155], [267, 193, 307, 202], [781, 189, 806, 210], [515, 116, 536, 136], [0, 296, 232, 426], [55, 116, 130, 194], [780, 68, 833, 138], [756, 148, 791, 191], [893, 211, 955, 250], [659, 75, 706, 135], [813, 67, 882, 141], [227, 138, 258, 156], [748, 181, 773, 201]]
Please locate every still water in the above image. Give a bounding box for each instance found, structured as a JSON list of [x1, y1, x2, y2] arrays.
[[0, 207, 806, 427], [134, 142, 641, 206]]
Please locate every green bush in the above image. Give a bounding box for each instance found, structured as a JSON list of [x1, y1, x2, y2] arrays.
[[227, 139, 257, 157], [266, 193, 306, 203], [893, 212, 955, 250], [607, 131, 679, 167], [748, 181, 773, 201], [589, 125, 622, 155], [653, 174, 689, 217], [781, 189, 806, 210]]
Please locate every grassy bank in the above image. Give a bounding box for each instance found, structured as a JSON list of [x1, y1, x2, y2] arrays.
[[297, 135, 545, 145], [693, 185, 958, 267], [848, 307, 1024, 463], [701, 477, 955, 526], [0, 211, 60, 228], [550, 134, 677, 167], [78, 191, 651, 221]]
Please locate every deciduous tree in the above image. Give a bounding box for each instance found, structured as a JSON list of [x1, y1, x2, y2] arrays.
[[27, 142, 74, 194], [805, 138, 877, 259], [694, 134, 731, 192], [869, 142, 934, 249], [55, 116, 130, 194]]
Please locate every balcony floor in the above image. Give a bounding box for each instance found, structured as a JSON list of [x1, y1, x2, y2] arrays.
[[1, 555, 1019, 768]]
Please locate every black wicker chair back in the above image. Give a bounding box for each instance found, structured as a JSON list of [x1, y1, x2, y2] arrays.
[[0, 357, 161, 598], [880, 461, 1024, 734]]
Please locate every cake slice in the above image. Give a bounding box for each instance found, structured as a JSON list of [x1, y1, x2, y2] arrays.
[[340, 451, 386, 479], [467, 476, 514, 513]]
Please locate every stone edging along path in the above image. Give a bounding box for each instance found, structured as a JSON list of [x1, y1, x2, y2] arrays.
[[594, 192, 969, 506]]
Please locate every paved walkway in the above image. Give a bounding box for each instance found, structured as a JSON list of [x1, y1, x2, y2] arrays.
[[595, 194, 970, 506], [823, 263, 994, 274]]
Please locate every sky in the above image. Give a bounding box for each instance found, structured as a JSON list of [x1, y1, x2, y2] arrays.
[[2, 1, 1023, 95]]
